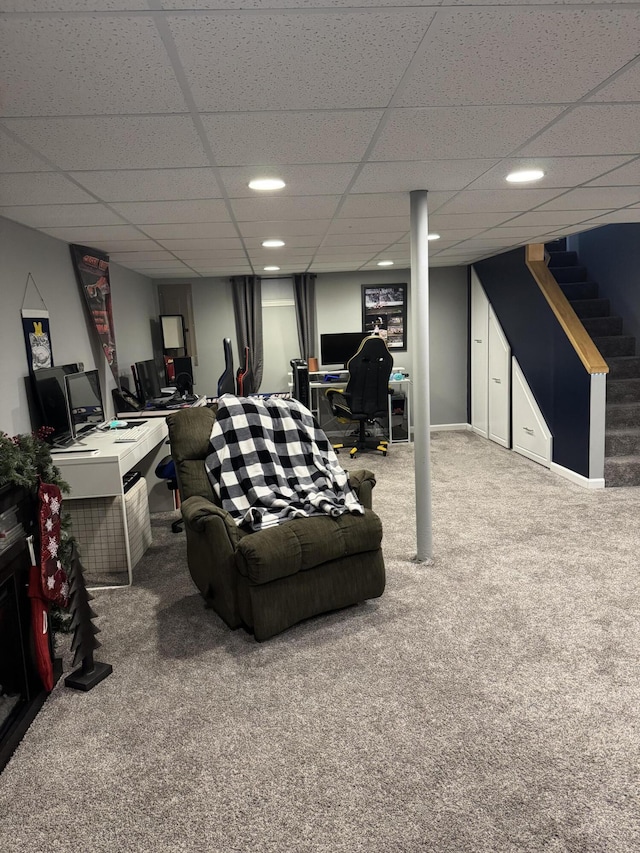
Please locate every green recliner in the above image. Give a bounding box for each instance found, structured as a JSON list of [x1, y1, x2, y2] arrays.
[[167, 406, 385, 641]]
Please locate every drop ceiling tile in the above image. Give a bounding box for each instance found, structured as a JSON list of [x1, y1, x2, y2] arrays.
[[587, 158, 640, 187], [372, 106, 565, 161], [583, 210, 640, 225], [588, 61, 640, 103], [0, 173, 94, 205], [238, 220, 330, 239], [352, 160, 500, 193], [109, 251, 177, 263], [399, 7, 640, 107], [518, 105, 640, 157], [504, 210, 609, 228], [200, 111, 383, 166], [2, 2, 148, 9], [163, 1, 436, 9], [69, 169, 222, 202], [168, 9, 434, 111], [110, 200, 231, 225], [437, 188, 564, 214], [158, 238, 245, 251], [90, 239, 163, 252], [467, 156, 635, 191], [339, 194, 410, 219], [219, 164, 358, 198], [430, 212, 514, 228], [323, 232, 407, 246], [140, 222, 238, 239], [0, 133, 52, 172], [314, 244, 388, 256], [0, 204, 124, 228], [535, 187, 640, 211], [4, 116, 210, 170], [243, 236, 322, 249], [176, 251, 248, 261], [231, 196, 340, 222], [41, 224, 145, 243], [2, 16, 187, 117], [328, 216, 408, 234]]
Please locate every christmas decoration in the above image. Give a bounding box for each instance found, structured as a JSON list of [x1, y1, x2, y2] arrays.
[[37, 480, 69, 608]]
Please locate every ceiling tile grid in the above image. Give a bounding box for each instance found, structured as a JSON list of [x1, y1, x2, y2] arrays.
[[0, 1, 638, 276]]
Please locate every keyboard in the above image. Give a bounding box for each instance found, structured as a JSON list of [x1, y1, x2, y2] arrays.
[[113, 424, 148, 443]]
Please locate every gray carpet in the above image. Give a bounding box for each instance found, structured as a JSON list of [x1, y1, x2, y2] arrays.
[[1, 431, 638, 852]]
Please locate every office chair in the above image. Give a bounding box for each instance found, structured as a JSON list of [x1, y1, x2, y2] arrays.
[[326, 336, 394, 458], [217, 338, 235, 396], [154, 456, 184, 533]]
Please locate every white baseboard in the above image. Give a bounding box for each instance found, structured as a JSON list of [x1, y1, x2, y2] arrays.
[[430, 423, 471, 432], [550, 462, 605, 490]]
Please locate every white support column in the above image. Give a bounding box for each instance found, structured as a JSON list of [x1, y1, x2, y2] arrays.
[[410, 190, 433, 563]]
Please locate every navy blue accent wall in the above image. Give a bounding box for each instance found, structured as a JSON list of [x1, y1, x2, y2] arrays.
[[475, 248, 591, 477], [570, 224, 640, 344]]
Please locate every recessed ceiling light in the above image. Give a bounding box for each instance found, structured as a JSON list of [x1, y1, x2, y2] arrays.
[[427, 233, 441, 241], [506, 169, 544, 183], [264, 266, 280, 271], [262, 239, 285, 248], [377, 260, 394, 266], [249, 178, 286, 191]]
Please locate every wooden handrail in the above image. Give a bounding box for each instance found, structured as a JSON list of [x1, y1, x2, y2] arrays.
[[526, 244, 609, 375]]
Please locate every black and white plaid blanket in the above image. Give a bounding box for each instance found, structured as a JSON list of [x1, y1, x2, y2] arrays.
[[205, 394, 364, 531]]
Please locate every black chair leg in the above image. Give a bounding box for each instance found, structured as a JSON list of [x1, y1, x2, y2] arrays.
[[171, 517, 184, 534]]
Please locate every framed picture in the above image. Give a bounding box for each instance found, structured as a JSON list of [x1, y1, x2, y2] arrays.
[[362, 284, 407, 351]]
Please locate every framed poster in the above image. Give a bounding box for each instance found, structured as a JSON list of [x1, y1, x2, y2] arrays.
[[362, 284, 407, 351], [22, 310, 53, 372]]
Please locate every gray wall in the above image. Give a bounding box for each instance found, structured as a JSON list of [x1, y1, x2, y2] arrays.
[[569, 224, 640, 344], [0, 215, 157, 435]]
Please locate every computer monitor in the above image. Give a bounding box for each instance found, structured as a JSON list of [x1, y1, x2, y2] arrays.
[[320, 332, 369, 368], [30, 363, 80, 445], [64, 369, 105, 439], [134, 359, 162, 403]]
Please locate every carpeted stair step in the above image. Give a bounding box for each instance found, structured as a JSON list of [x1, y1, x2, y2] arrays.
[[570, 298, 610, 318], [581, 316, 623, 336], [605, 401, 640, 429], [606, 377, 640, 404], [605, 427, 640, 456], [550, 265, 589, 283], [545, 237, 567, 252], [607, 356, 640, 379], [547, 250, 578, 267], [604, 455, 640, 487], [592, 335, 635, 358], [559, 281, 599, 300]]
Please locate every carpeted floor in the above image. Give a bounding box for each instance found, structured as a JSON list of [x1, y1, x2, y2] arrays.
[[1, 431, 638, 852]]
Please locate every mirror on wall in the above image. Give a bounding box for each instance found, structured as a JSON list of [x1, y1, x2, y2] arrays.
[[159, 314, 186, 354]]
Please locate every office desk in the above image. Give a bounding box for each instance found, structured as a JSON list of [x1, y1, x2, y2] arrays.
[[52, 419, 171, 587]]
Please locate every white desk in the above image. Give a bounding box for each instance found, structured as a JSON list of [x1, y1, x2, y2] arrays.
[[52, 419, 171, 586]]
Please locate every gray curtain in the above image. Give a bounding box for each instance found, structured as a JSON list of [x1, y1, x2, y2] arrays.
[[292, 273, 317, 362], [231, 275, 263, 392]]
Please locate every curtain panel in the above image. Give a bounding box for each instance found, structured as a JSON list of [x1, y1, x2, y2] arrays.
[[231, 275, 263, 392], [293, 273, 317, 362]]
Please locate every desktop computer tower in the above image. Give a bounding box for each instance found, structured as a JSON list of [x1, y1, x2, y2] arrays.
[[173, 357, 193, 394], [290, 359, 310, 409]]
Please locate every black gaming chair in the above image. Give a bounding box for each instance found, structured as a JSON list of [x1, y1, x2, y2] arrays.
[[326, 336, 394, 458], [217, 338, 235, 396]]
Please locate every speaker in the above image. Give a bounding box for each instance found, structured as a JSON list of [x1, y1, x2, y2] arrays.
[[290, 359, 310, 409], [173, 356, 193, 395]]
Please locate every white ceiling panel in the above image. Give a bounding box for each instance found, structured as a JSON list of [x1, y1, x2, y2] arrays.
[[168, 9, 435, 112], [0, 204, 125, 228], [110, 200, 231, 225], [1, 1, 639, 276], [69, 169, 223, 202], [200, 111, 383, 167], [399, 7, 640, 107], [0, 173, 95, 205], [372, 106, 566, 161], [2, 16, 188, 117], [3, 116, 210, 170], [352, 160, 500, 194]]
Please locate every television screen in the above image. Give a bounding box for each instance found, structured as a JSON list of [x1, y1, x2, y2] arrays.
[[64, 369, 105, 439], [320, 332, 369, 368], [30, 363, 79, 445], [134, 359, 162, 403]]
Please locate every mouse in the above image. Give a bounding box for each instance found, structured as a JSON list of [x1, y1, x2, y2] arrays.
[[110, 419, 128, 428]]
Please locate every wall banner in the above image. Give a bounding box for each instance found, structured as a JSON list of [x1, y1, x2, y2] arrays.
[[69, 244, 119, 383]]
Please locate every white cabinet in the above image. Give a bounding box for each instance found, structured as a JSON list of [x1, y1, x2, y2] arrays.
[[512, 358, 552, 467], [470, 270, 511, 448]]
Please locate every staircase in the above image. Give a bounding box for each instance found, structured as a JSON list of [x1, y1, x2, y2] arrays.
[[546, 240, 640, 486]]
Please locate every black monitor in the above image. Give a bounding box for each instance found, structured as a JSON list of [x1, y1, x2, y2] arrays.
[[30, 363, 80, 445], [320, 332, 369, 368], [134, 359, 162, 403], [64, 369, 105, 439]]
